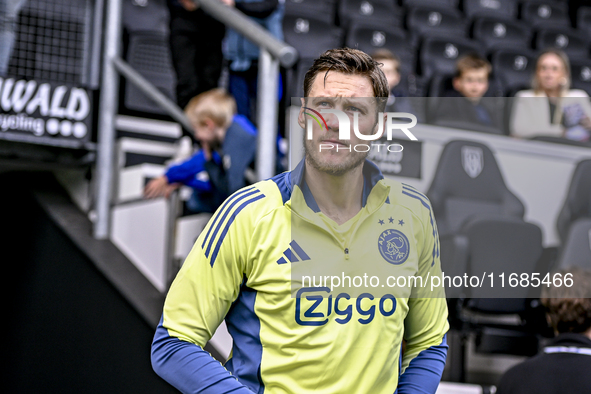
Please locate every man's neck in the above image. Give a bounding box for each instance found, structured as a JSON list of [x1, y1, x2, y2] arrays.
[[304, 161, 365, 225]]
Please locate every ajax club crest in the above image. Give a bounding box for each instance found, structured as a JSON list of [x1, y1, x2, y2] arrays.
[[378, 229, 410, 265]]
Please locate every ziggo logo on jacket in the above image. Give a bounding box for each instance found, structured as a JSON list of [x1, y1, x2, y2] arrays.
[[295, 287, 397, 326]]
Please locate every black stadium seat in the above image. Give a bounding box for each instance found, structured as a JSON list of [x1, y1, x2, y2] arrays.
[[570, 59, 591, 96], [337, 0, 403, 30], [124, 31, 176, 115], [288, 57, 315, 99], [284, 0, 337, 24], [556, 159, 591, 244], [402, 0, 459, 7], [419, 36, 483, 80], [520, 1, 570, 28], [407, 6, 467, 47], [463, 0, 518, 20], [554, 218, 591, 271], [577, 6, 591, 38], [472, 17, 532, 52], [491, 48, 537, 96], [427, 140, 543, 366], [283, 14, 344, 59], [535, 27, 590, 60], [346, 23, 415, 77]]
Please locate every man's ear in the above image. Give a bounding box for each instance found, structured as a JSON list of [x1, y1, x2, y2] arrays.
[[452, 77, 462, 92], [297, 98, 306, 129]]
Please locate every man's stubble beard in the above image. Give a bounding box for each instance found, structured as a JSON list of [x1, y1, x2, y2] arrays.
[[303, 136, 369, 177]]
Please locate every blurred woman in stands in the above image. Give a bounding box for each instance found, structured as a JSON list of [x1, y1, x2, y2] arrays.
[[0, 0, 27, 76], [510, 49, 591, 142]]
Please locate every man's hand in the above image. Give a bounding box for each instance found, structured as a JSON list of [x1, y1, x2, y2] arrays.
[[144, 176, 181, 199], [179, 0, 198, 11], [219, 0, 235, 7]]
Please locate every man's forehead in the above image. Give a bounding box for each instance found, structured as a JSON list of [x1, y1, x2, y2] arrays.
[[308, 71, 374, 97]]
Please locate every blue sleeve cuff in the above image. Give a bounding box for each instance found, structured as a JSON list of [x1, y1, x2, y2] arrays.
[[151, 317, 253, 394], [397, 334, 448, 394]]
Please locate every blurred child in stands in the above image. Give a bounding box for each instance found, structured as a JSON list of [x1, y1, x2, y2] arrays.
[[371, 49, 414, 115], [144, 88, 258, 213], [430, 54, 503, 134], [497, 266, 591, 393]]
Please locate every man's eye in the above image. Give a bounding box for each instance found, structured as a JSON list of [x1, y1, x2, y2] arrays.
[[317, 101, 330, 107], [348, 106, 362, 112]]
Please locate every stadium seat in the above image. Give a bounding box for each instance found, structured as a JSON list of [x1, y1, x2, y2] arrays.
[[419, 36, 483, 80], [577, 6, 591, 38], [426, 139, 544, 373], [535, 27, 590, 60], [345, 23, 416, 85], [407, 6, 467, 47], [401, 0, 459, 7], [556, 159, 591, 243], [124, 31, 176, 115], [472, 16, 532, 52], [463, 0, 518, 20], [520, 1, 570, 28], [490, 48, 537, 96], [553, 218, 591, 271], [282, 14, 344, 59], [122, 0, 168, 34], [337, 0, 403, 30], [284, 0, 337, 24], [570, 59, 591, 96]]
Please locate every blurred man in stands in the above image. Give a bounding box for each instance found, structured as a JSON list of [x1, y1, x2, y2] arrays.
[[371, 49, 413, 115], [511, 49, 591, 142], [430, 54, 503, 134], [224, 0, 283, 124], [497, 267, 591, 394], [167, 0, 230, 110], [144, 88, 258, 213]]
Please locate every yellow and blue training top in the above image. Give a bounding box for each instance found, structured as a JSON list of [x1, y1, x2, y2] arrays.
[[151, 159, 449, 394]]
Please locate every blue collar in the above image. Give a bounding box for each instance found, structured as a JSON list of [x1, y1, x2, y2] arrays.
[[289, 159, 386, 213]]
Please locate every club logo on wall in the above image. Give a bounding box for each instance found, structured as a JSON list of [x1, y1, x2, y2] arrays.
[[0, 78, 92, 143]]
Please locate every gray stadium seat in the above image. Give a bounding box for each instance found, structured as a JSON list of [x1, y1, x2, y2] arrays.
[[338, 0, 403, 30], [520, 1, 570, 28], [535, 27, 590, 60], [577, 6, 591, 38], [419, 36, 483, 80], [283, 14, 344, 59], [407, 6, 467, 47], [284, 0, 337, 24], [570, 59, 591, 96], [554, 218, 591, 271], [402, 0, 459, 7], [491, 48, 537, 96], [463, 0, 518, 20], [345, 23, 416, 82], [556, 159, 591, 243], [472, 16, 532, 52]]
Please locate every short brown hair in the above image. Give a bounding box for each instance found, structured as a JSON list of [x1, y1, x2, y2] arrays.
[[303, 48, 390, 102], [454, 54, 492, 79], [371, 49, 400, 74], [184, 88, 236, 129], [541, 267, 591, 334]]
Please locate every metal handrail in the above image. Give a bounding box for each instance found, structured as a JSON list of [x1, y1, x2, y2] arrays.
[[94, 0, 298, 242]]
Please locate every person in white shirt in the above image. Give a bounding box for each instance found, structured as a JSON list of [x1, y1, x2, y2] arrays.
[[510, 48, 591, 141]]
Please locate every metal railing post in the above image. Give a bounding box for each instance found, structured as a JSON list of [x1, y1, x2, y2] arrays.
[[94, 0, 122, 239], [256, 49, 279, 181]]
